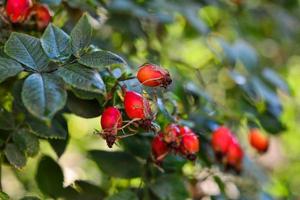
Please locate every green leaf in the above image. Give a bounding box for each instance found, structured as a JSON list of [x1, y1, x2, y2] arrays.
[[0, 57, 23, 83], [105, 190, 138, 200], [28, 114, 67, 139], [13, 129, 39, 157], [150, 175, 188, 200], [56, 63, 106, 94], [67, 92, 101, 118], [0, 107, 15, 130], [0, 192, 10, 200], [89, 150, 142, 178], [121, 135, 150, 159], [41, 24, 71, 61], [71, 14, 92, 56], [36, 156, 64, 197], [72, 180, 106, 199], [78, 51, 126, 70], [4, 143, 26, 169], [22, 73, 67, 120], [49, 131, 69, 158], [4, 33, 49, 71]]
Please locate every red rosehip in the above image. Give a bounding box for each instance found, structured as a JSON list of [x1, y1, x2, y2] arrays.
[[179, 126, 194, 135], [6, 0, 32, 23], [226, 139, 243, 170], [101, 107, 122, 148], [152, 133, 169, 162], [211, 126, 234, 156], [137, 63, 172, 88], [124, 91, 152, 120], [164, 123, 181, 147], [180, 132, 200, 161], [249, 128, 269, 153], [30, 4, 51, 29]]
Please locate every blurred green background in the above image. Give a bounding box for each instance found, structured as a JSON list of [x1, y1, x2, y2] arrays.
[[1, 0, 300, 199]]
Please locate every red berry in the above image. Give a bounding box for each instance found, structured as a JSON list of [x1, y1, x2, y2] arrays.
[[226, 139, 243, 169], [124, 91, 152, 120], [152, 133, 169, 162], [30, 4, 51, 29], [211, 126, 234, 156], [101, 107, 122, 148], [137, 63, 172, 88], [179, 126, 193, 135], [164, 123, 181, 147], [6, 0, 32, 23], [180, 132, 200, 161], [249, 128, 269, 153]]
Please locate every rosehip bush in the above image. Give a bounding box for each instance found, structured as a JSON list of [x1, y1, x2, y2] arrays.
[[0, 0, 298, 199]]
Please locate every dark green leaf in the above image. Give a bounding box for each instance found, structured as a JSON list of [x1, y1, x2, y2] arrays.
[[78, 51, 126, 70], [72, 180, 106, 200], [121, 136, 150, 159], [67, 92, 101, 118], [13, 129, 39, 157], [56, 63, 106, 94], [36, 156, 64, 197], [0, 107, 14, 130], [4, 143, 26, 169], [71, 14, 92, 56], [49, 131, 69, 158], [28, 115, 67, 139], [150, 175, 188, 200], [41, 24, 72, 61], [105, 190, 138, 200], [71, 87, 100, 100], [89, 150, 142, 178], [0, 57, 23, 83], [4, 33, 49, 71], [22, 73, 67, 120]]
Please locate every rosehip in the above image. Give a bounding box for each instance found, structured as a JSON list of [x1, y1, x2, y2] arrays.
[[101, 107, 122, 148], [124, 91, 152, 120], [226, 140, 243, 170], [211, 126, 234, 156], [164, 123, 181, 147], [30, 4, 51, 29], [249, 128, 269, 153], [137, 63, 172, 88], [180, 132, 200, 161], [6, 0, 32, 23], [179, 126, 194, 135], [152, 133, 169, 162]]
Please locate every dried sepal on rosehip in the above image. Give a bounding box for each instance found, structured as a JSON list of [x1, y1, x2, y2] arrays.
[[100, 107, 123, 148], [137, 63, 172, 88], [249, 128, 269, 153], [152, 133, 169, 163], [6, 0, 32, 23], [164, 123, 181, 149]]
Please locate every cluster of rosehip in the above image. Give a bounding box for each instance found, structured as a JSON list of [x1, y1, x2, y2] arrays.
[[151, 124, 200, 163], [100, 63, 172, 148], [101, 63, 200, 163], [211, 126, 269, 172], [4, 0, 51, 29]]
